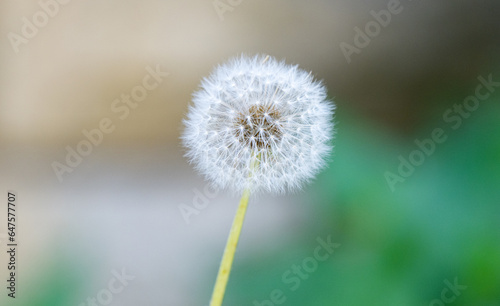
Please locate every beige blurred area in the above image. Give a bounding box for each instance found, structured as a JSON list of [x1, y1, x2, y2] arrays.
[[0, 0, 347, 146], [0, 0, 499, 305]]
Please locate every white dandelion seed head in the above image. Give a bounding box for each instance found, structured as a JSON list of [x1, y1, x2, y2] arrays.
[[182, 54, 335, 194]]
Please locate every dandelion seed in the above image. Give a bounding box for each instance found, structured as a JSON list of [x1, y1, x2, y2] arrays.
[[182, 54, 335, 194]]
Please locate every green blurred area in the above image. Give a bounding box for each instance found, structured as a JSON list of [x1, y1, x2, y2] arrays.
[[218, 73, 500, 305], [0, 234, 93, 306]]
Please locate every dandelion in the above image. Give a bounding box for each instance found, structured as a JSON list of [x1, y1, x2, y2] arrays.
[[181, 54, 335, 305]]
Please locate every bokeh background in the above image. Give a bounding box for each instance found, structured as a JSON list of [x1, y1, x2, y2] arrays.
[[1, 0, 499, 305]]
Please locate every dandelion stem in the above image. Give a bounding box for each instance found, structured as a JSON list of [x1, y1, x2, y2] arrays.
[[209, 188, 250, 306], [210, 155, 259, 306]]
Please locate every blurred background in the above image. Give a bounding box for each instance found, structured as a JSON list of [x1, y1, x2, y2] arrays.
[[0, 0, 499, 305]]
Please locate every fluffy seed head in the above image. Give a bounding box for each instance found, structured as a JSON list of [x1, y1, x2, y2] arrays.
[[182, 55, 335, 194]]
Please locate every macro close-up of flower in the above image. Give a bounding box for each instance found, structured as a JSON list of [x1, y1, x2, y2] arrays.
[[182, 55, 336, 305], [182, 55, 335, 194], [1, 1, 499, 305]]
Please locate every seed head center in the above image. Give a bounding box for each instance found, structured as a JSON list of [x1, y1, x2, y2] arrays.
[[235, 105, 282, 149]]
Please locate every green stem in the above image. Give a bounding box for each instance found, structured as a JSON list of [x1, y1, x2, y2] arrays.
[[210, 188, 250, 306]]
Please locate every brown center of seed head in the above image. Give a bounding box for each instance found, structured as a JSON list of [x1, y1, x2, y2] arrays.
[[235, 104, 282, 149]]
